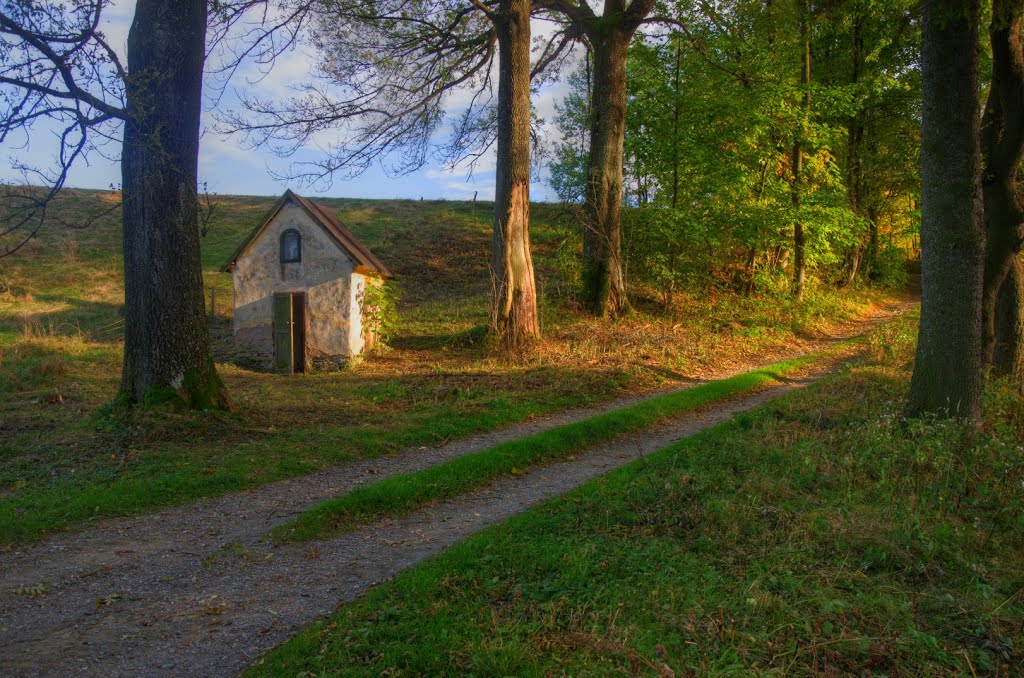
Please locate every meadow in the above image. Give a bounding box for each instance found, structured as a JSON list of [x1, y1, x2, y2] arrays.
[[1, 189, 902, 546]]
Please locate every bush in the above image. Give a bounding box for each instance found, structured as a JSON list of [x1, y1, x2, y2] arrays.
[[359, 278, 400, 351], [872, 244, 910, 291]]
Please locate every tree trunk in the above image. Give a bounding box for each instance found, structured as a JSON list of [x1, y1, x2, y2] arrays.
[[743, 246, 757, 295], [845, 15, 869, 284], [980, 0, 1024, 370], [906, 0, 984, 421], [120, 0, 229, 409], [993, 254, 1024, 380], [489, 0, 539, 347], [671, 41, 682, 212], [982, 178, 1024, 365], [866, 209, 879, 279], [582, 27, 632, 318], [790, 0, 810, 301], [842, 246, 863, 288]]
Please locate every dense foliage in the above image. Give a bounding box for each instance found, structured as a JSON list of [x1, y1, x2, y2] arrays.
[[551, 0, 921, 303]]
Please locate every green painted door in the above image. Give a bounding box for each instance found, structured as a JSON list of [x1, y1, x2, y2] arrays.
[[273, 293, 293, 373]]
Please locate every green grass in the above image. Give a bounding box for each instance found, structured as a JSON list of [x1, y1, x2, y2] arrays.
[[248, 315, 1024, 676], [0, 383, 587, 546], [273, 353, 819, 543]]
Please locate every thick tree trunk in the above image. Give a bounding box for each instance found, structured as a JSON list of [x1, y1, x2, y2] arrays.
[[906, 0, 984, 421], [489, 0, 539, 347], [993, 254, 1024, 380], [790, 0, 810, 300], [582, 28, 631, 318], [120, 0, 229, 409], [980, 0, 1024, 370]]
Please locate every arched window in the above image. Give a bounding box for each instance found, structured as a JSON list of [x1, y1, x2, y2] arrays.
[[280, 229, 301, 263]]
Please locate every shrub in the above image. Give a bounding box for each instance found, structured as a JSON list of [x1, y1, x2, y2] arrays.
[[359, 278, 400, 351]]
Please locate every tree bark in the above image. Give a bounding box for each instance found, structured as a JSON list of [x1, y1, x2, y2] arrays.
[[582, 26, 632, 317], [842, 246, 863, 288], [906, 0, 984, 421], [993, 253, 1024, 380], [980, 0, 1024, 370], [552, 0, 653, 318], [120, 0, 229, 409], [489, 0, 539, 347], [790, 0, 810, 300]]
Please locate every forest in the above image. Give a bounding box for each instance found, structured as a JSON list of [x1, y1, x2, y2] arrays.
[[1, 0, 1023, 675]]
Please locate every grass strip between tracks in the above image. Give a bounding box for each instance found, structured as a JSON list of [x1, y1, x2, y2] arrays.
[[272, 351, 824, 543]]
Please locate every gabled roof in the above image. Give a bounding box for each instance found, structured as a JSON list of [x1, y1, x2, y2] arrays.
[[221, 190, 394, 278]]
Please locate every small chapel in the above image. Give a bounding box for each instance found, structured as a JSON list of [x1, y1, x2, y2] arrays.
[[222, 190, 394, 373]]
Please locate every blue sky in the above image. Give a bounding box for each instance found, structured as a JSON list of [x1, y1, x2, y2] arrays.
[[0, 1, 572, 202]]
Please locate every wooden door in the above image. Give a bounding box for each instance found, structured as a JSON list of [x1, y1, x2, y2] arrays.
[[273, 293, 292, 373], [291, 292, 306, 373]]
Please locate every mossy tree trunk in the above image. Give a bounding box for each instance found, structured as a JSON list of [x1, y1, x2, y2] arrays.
[[490, 0, 540, 347], [981, 0, 1024, 372], [906, 0, 984, 421], [120, 0, 229, 409]]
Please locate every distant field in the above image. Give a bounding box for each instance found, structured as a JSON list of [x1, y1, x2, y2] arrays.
[[0, 189, 904, 545]]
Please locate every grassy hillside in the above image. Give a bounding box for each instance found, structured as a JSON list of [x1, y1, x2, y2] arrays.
[[0, 189, 903, 545]]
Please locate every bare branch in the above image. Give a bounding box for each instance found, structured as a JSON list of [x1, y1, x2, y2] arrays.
[[0, 0, 128, 256], [218, 0, 505, 182]]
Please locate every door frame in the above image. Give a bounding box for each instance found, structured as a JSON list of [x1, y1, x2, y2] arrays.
[[273, 291, 307, 374]]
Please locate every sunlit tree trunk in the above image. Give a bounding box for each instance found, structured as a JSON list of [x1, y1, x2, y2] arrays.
[[907, 0, 984, 421], [120, 0, 229, 409], [489, 0, 539, 346]]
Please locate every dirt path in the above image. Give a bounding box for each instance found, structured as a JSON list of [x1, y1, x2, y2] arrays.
[[0, 300, 915, 677]]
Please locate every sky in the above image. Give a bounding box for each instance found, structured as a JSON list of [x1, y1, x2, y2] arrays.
[[0, 1, 574, 202]]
